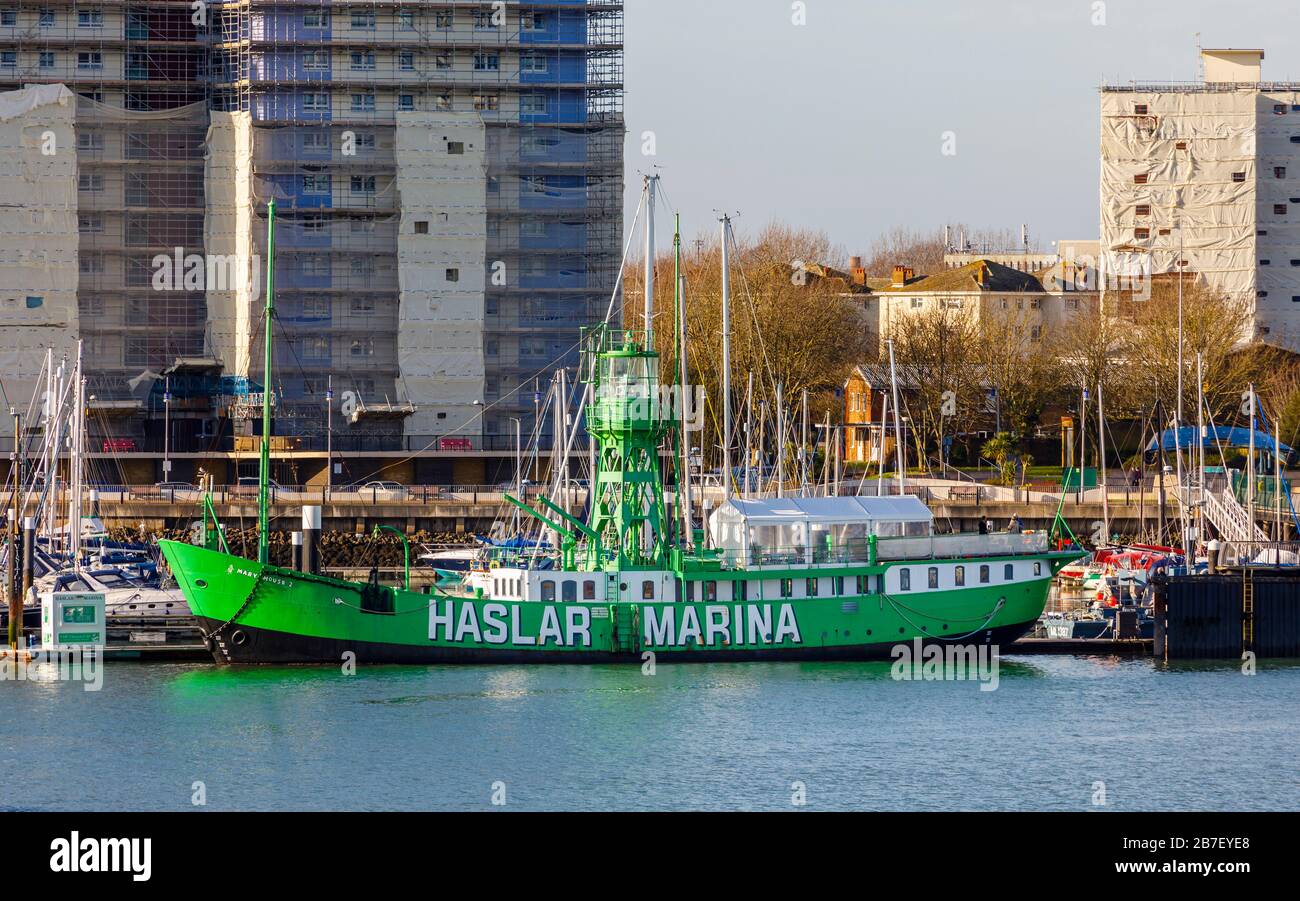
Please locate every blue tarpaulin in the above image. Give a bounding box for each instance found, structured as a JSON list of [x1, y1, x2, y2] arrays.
[[1146, 426, 1293, 458]]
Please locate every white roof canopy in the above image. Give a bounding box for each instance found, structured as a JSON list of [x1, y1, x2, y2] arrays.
[[712, 495, 932, 526]]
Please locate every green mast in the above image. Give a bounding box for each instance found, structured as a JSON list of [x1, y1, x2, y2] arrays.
[[258, 199, 276, 565], [582, 327, 670, 572]]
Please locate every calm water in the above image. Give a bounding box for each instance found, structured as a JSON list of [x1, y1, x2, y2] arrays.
[[2, 655, 1298, 811]]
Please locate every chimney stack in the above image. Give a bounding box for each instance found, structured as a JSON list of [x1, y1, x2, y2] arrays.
[[891, 265, 913, 287], [849, 256, 866, 286]]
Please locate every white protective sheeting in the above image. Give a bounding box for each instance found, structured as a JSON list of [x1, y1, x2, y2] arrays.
[[202, 111, 257, 377], [394, 113, 487, 437], [1099, 91, 1257, 333], [0, 84, 80, 409]]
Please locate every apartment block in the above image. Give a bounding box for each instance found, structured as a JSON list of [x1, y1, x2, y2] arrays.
[[1101, 48, 1300, 346], [0, 1, 624, 459]]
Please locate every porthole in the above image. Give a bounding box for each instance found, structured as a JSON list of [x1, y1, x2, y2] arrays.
[[195, 579, 208, 589]]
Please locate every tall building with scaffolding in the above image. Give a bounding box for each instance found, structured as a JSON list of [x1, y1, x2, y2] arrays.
[[1101, 48, 1300, 348], [0, 1, 624, 463]]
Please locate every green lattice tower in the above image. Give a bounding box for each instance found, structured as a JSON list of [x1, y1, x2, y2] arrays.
[[582, 326, 671, 572]]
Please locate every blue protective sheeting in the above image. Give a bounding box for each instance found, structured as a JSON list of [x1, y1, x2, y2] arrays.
[[1146, 426, 1293, 457]]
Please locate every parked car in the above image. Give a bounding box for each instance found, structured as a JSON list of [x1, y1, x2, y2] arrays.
[[233, 477, 284, 497], [362, 480, 408, 500], [154, 481, 199, 499]]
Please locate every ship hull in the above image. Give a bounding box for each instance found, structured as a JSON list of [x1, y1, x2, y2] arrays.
[[161, 540, 1065, 666], [189, 614, 1042, 665]]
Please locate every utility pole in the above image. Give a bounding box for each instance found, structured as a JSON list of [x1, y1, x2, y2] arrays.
[[162, 374, 171, 482], [7, 408, 19, 650]]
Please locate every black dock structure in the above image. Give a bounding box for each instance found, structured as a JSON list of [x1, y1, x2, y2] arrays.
[[1154, 567, 1300, 659]]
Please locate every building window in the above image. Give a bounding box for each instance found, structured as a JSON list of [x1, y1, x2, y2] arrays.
[[36, 50, 53, 68], [473, 94, 499, 111], [78, 172, 103, 192], [433, 52, 452, 70], [78, 214, 103, 233], [38, 8, 54, 26], [521, 12, 547, 31], [350, 9, 375, 29], [350, 51, 375, 71], [473, 10, 498, 28], [77, 132, 103, 152], [350, 93, 375, 113], [303, 12, 329, 28], [0, 10, 15, 26], [350, 296, 376, 314], [1134, 227, 1150, 239], [1133, 103, 1148, 115], [302, 50, 328, 71], [302, 93, 329, 111], [435, 11, 453, 28], [77, 9, 102, 27], [350, 337, 374, 357], [0, 50, 14, 68], [445, 268, 460, 283], [397, 94, 414, 111], [1275, 204, 1288, 215], [521, 94, 548, 115], [1232, 172, 1246, 183], [1133, 173, 1149, 185], [1277, 167, 1288, 179], [77, 51, 103, 70], [302, 174, 330, 195], [398, 11, 415, 30], [473, 53, 500, 71], [1175, 141, 1187, 150], [1030, 325, 1042, 342], [521, 54, 548, 73], [350, 175, 376, 193], [301, 336, 330, 359], [1275, 104, 1289, 115], [447, 141, 464, 155], [414, 221, 428, 235], [1135, 204, 1151, 216], [398, 52, 414, 71]]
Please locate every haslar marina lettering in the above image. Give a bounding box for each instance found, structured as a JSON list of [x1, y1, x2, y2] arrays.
[[427, 601, 803, 649]]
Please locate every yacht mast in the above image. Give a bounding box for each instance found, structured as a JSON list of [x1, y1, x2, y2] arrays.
[[258, 199, 276, 565], [887, 339, 905, 496], [643, 175, 658, 336], [720, 215, 732, 503]]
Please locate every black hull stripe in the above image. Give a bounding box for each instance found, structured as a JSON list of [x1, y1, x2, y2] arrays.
[[199, 617, 1040, 666]]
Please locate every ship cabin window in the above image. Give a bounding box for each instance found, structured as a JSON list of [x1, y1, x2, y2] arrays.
[[1004, 564, 1015, 580], [583, 580, 596, 600], [703, 581, 717, 601], [780, 578, 793, 599], [541, 580, 556, 602], [806, 578, 818, 597], [899, 569, 911, 592], [877, 574, 886, 594], [980, 565, 990, 584], [562, 580, 577, 602], [954, 566, 965, 587], [855, 575, 868, 595], [834, 576, 845, 596], [928, 567, 939, 589], [735, 579, 748, 601], [1034, 562, 1042, 577], [685, 581, 696, 602], [642, 580, 655, 600]]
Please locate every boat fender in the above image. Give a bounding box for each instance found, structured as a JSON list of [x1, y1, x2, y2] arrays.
[[231, 630, 248, 646]]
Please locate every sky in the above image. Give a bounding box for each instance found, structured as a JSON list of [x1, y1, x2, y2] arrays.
[[622, 0, 1300, 257]]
